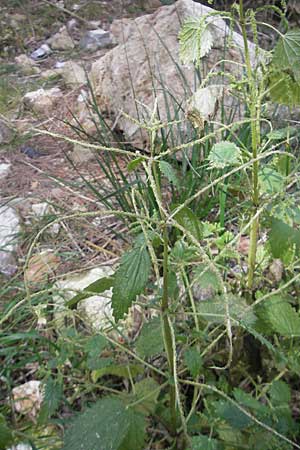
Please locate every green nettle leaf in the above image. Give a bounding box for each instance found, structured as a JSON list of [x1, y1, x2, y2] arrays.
[[133, 378, 161, 414], [159, 160, 180, 188], [136, 318, 164, 359], [269, 218, 300, 258], [63, 398, 130, 450], [173, 206, 202, 240], [269, 70, 300, 106], [85, 335, 107, 359], [267, 126, 297, 141], [0, 415, 13, 450], [258, 166, 284, 195], [119, 410, 146, 450], [184, 347, 203, 378], [193, 264, 221, 292], [66, 276, 114, 309], [273, 29, 300, 82], [263, 295, 300, 337], [215, 401, 251, 430], [197, 295, 256, 326], [208, 141, 241, 169], [112, 241, 151, 321], [270, 380, 291, 405], [189, 434, 223, 450], [39, 377, 63, 423], [179, 18, 213, 67]]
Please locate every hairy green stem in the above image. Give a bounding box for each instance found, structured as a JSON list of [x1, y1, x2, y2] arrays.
[[239, 0, 260, 290], [161, 224, 177, 435]]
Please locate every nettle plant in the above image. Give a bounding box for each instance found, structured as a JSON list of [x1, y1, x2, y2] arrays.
[[13, 2, 300, 450]]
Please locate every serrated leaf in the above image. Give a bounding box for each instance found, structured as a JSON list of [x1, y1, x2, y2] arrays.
[[119, 410, 146, 450], [87, 356, 113, 371], [66, 276, 114, 309], [184, 347, 203, 378], [208, 141, 241, 169], [159, 160, 180, 187], [179, 18, 213, 67], [39, 377, 63, 423], [0, 415, 13, 450], [215, 400, 252, 430], [63, 397, 130, 450], [267, 126, 297, 141], [269, 70, 300, 106], [270, 380, 291, 405], [189, 434, 223, 450], [263, 295, 300, 337], [173, 206, 202, 240], [127, 157, 144, 172], [136, 318, 164, 359], [273, 29, 300, 82], [233, 389, 270, 418], [269, 218, 300, 258], [258, 166, 284, 194], [112, 241, 151, 321], [91, 364, 144, 382], [193, 264, 221, 291], [85, 335, 107, 358], [197, 295, 256, 326], [133, 378, 161, 414]]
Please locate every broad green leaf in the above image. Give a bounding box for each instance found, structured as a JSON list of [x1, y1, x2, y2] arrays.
[[133, 378, 161, 414], [263, 296, 300, 337], [184, 347, 203, 378], [273, 29, 300, 82], [112, 241, 151, 321], [197, 295, 256, 326], [269, 218, 300, 258], [270, 380, 291, 405], [63, 397, 130, 450], [215, 400, 251, 430], [267, 126, 297, 141], [173, 206, 202, 240], [208, 141, 241, 169], [189, 434, 223, 450], [159, 160, 180, 187], [39, 377, 63, 423], [91, 364, 144, 382], [136, 318, 164, 359], [179, 18, 213, 67], [0, 415, 13, 450], [233, 389, 270, 418], [66, 276, 114, 309], [127, 157, 144, 172], [193, 264, 221, 294], [119, 410, 146, 450], [269, 70, 300, 106], [258, 166, 284, 195], [85, 335, 107, 358], [87, 356, 113, 371]]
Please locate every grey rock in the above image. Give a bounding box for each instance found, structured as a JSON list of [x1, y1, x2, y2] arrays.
[[23, 87, 63, 114], [30, 44, 52, 61], [48, 26, 75, 51], [61, 61, 86, 86], [0, 204, 20, 276], [21, 146, 44, 158], [90, 0, 258, 149], [15, 54, 41, 74], [0, 163, 11, 180], [80, 29, 113, 52]]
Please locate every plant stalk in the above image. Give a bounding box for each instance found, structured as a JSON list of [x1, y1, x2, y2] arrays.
[[161, 224, 177, 435], [239, 0, 260, 290]]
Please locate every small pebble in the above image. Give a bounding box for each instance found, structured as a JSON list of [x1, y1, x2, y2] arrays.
[[20, 146, 44, 159]]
